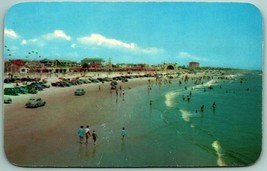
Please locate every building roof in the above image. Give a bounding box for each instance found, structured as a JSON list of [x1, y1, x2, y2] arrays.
[[189, 61, 200, 64], [82, 58, 105, 63], [10, 59, 26, 66]]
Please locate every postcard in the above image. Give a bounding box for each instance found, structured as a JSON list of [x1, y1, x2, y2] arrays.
[[3, 1, 263, 168]]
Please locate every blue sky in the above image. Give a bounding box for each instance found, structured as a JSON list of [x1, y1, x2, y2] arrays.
[[4, 2, 263, 69]]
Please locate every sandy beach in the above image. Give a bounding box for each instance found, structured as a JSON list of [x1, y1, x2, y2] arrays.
[[4, 72, 161, 166]]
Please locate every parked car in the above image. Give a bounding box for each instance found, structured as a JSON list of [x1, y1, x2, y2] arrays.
[[61, 81, 71, 87], [4, 96, 12, 104], [4, 88, 19, 96], [14, 86, 28, 94], [25, 97, 46, 108], [121, 78, 128, 82], [51, 81, 66, 87], [38, 82, 51, 88], [110, 81, 118, 86], [89, 78, 99, 83], [29, 83, 44, 90], [103, 77, 112, 82], [24, 86, 38, 94], [74, 89, 86, 96]]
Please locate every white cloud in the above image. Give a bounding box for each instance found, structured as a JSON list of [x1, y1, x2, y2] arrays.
[[178, 52, 208, 61], [71, 43, 76, 48], [21, 40, 27, 45], [43, 30, 71, 41], [21, 38, 38, 45], [77, 33, 162, 54], [20, 38, 45, 47], [4, 29, 19, 39], [78, 33, 135, 49]]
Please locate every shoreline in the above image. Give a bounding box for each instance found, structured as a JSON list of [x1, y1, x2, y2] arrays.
[[3, 69, 245, 103]]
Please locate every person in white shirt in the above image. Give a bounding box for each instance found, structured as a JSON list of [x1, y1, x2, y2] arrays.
[[84, 125, 91, 144]]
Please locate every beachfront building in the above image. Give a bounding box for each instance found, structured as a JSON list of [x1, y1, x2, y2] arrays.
[[189, 61, 200, 68], [107, 57, 113, 71], [38, 59, 79, 74], [4, 59, 27, 73], [161, 63, 178, 71], [4, 59, 80, 75], [25, 60, 45, 73], [39, 59, 79, 67], [19, 66, 30, 74], [81, 58, 105, 70], [114, 63, 152, 71]]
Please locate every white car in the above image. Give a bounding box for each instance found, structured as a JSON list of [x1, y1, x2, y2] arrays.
[[4, 96, 12, 104], [74, 89, 86, 96], [25, 97, 46, 108]]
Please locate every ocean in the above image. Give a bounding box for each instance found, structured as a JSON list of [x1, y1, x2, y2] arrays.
[[60, 70, 262, 167]]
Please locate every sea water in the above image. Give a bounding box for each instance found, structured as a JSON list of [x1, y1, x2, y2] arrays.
[[143, 72, 262, 166], [74, 70, 262, 167], [133, 70, 262, 167]]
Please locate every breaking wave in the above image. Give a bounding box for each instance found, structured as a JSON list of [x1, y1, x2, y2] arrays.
[[179, 109, 192, 122], [212, 140, 227, 166], [165, 91, 179, 108]]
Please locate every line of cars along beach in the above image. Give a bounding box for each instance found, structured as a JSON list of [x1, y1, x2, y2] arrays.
[[3, 74, 155, 108]]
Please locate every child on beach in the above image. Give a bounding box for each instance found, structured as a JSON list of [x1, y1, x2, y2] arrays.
[[121, 127, 126, 140], [122, 90, 125, 101], [84, 125, 91, 144], [78, 126, 85, 144], [92, 130, 98, 145]]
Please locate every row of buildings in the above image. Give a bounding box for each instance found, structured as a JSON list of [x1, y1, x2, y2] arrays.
[[4, 57, 200, 74]]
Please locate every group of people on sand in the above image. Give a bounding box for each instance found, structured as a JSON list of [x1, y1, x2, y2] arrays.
[[78, 125, 97, 145], [78, 126, 127, 145]]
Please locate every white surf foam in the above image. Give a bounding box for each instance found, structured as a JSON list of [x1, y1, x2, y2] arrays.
[[193, 79, 216, 89], [212, 140, 227, 166], [165, 91, 179, 107], [179, 109, 191, 122]]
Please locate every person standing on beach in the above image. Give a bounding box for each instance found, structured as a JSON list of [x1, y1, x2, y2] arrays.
[[122, 90, 125, 101], [149, 100, 153, 106], [92, 130, 98, 145], [78, 126, 85, 144], [201, 105, 204, 112], [121, 127, 126, 140], [116, 89, 118, 96], [84, 125, 91, 144]]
